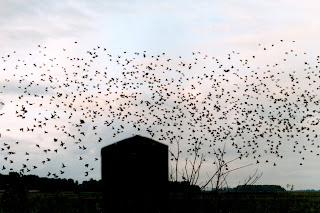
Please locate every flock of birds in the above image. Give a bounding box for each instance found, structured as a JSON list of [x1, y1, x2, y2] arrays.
[[0, 40, 319, 180]]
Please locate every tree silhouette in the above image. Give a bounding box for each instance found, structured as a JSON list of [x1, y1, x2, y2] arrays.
[[1, 172, 29, 213]]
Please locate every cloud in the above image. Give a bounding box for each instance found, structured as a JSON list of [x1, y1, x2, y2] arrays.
[[0, 0, 99, 47], [188, 0, 320, 56]]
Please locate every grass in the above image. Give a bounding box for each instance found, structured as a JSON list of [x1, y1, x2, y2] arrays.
[[0, 191, 103, 213], [1, 190, 320, 212], [217, 191, 320, 213], [168, 191, 320, 213]]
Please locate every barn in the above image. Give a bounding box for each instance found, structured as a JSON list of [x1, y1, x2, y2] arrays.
[[101, 135, 168, 213]]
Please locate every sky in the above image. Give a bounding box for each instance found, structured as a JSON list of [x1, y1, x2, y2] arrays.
[[1, 0, 320, 190]]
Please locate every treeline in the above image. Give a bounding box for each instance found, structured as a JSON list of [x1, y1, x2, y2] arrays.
[[234, 185, 286, 192], [0, 172, 288, 193], [0, 172, 101, 193], [1, 173, 202, 194], [216, 185, 286, 192]]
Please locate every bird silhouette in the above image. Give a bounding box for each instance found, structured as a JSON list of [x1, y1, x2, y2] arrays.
[[0, 40, 318, 182]]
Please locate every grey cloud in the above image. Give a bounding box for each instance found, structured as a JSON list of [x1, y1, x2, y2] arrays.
[[0, 0, 101, 47], [0, 79, 54, 96]]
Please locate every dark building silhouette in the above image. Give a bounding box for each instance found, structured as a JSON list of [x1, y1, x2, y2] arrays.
[[101, 135, 168, 213]]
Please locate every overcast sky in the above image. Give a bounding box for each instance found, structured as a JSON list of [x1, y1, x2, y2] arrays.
[[1, 0, 320, 190]]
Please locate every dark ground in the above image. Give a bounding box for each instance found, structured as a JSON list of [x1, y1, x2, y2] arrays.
[[1, 191, 320, 213]]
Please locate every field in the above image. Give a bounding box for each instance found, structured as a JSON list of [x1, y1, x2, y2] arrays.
[[169, 191, 320, 213], [0, 191, 103, 213], [1, 191, 320, 212]]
